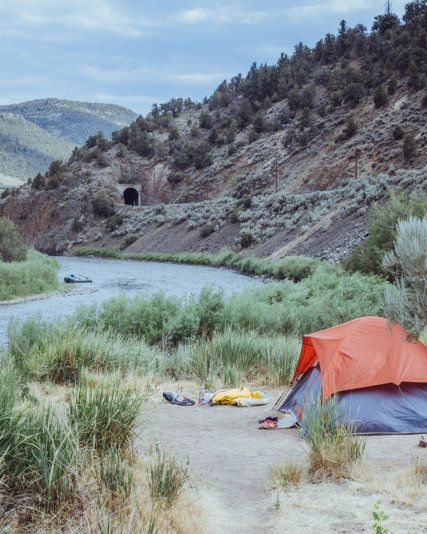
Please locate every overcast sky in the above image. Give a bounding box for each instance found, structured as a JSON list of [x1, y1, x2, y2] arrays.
[[0, 0, 408, 114]]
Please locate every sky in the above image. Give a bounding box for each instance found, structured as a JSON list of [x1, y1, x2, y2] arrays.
[[0, 0, 408, 114]]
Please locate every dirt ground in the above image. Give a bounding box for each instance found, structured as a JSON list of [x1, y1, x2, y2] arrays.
[[143, 385, 426, 534]]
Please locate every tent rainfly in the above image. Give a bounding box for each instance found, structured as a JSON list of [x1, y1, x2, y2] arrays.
[[276, 316, 427, 434]]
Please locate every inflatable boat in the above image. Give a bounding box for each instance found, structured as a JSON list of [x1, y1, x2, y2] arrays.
[[64, 273, 92, 284]]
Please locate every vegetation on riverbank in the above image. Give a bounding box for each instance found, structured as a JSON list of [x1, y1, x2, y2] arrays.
[[0, 249, 59, 301], [0, 217, 60, 301], [72, 246, 332, 281]]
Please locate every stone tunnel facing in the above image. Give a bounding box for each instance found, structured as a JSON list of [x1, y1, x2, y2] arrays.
[[123, 187, 139, 206]]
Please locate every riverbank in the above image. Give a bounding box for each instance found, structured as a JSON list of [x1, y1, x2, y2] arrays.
[[70, 246, 326, 282], [0, 250, 60, 301]]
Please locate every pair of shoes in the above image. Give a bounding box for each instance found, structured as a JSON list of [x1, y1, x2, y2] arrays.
[[162, 392, 195, 406], [258, 416, 278, 424], [259, 419, 278, 430]]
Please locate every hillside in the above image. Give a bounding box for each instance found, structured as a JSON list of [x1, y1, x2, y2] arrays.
[[1, 2, 427, 258], [0, 99, 138, 187], [0, 99, 139, 145], [0, 113, 75, 181]]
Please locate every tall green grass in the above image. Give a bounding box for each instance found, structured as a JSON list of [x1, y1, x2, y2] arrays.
[[169, 330, 300, 387], [0, 249, 59, 300], [8, 318, 160, 382], [0, 365, 79, 511], [69, 376, 144, 452], [303, 399, 366, 480], [147, 446, 189, 506]]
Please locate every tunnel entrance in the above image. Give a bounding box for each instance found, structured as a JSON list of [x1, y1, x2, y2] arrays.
[[123, 187, 139, 206]]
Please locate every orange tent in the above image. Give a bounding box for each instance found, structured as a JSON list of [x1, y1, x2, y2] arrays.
[[292, 316, 427, 399]]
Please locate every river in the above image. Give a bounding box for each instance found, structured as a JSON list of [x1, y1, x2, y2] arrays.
[[0, 256, 260, 344]]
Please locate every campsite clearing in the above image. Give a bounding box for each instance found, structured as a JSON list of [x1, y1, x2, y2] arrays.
[[143, 383, 427, 534]]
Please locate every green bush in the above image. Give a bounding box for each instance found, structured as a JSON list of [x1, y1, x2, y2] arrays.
[[343, 191, 427, 275], [0, 217, 27, 262], [106, 213, 124, 232], [121, 233, 138, 249], [403, 134, 417, 160], [199, 223, 215, 238], [92, 194, 115, 218], [239, 231, 255, 248]]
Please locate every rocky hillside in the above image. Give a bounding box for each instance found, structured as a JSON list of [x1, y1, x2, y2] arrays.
[[0, 99, 138, 187], [1, 2, 427, 259]]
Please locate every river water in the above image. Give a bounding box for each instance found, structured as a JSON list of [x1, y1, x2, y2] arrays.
[[0, 256, 260, 344]]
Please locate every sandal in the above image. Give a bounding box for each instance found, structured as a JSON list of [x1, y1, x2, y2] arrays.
[[259, 420, 278, 430], [258, 416, 278, 424], [163, 392, 195, 406]]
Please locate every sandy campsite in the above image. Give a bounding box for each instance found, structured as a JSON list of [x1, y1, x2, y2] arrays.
[[145, 383, 427, 534]]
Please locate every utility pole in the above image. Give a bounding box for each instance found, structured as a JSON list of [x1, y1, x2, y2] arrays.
[[152, 165, 156, 205], [355, 148, 360, 180], [274, 158, 279, 193]]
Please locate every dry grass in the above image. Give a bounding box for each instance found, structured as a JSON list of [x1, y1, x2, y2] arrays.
[[272, 459, 427, 533], [270, 461, 305, 490]]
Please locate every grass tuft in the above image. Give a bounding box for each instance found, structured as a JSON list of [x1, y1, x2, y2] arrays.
[[69, 375, 144, 452], [303, 399, 366, 481], [147, 446, 189, 506], [270, 461, 305, 489]]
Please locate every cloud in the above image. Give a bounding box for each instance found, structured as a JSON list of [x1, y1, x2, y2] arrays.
[[2, 0, 150, 38], [180, 7, 209, 23], [93, 92, 158, 107], [176, 72, 227, 84], [178, 5, 266, 25]]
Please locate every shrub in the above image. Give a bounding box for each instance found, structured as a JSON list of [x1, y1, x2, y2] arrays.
[[167, 171, 185, 186], [303, 399, 366, 480], [199, 223, 215, 238], [92, 194, 115, 218], [147, 446, 189, 506], [121, 233, 138, 249], [69, 376, 143, 452], [336, 116, 358, 142], [373, 85, 388, 107], [392, 125, 404, 140], [343, 191, 427, 275], [383, 216, 427, 338], [32, 173, 45, 190], [199, 111, 212, 129], [0, 217, 27, 262], [403, 134, 416, 160], [106, 213, 124, 232], [239, 231, 255, 248]]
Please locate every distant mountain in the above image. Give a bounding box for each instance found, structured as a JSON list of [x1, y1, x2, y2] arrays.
[[0, 99, 139, 187], [0, 112, 75, 182], [0, 99, 139, 145]]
